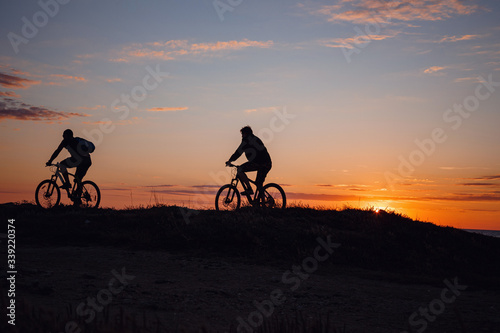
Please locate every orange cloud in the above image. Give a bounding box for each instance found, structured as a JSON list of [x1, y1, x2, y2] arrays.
[[320, 32, 398, 49], [46, 74, 88, 85], [312, 0, 478, 25], [77, 105, 106, 110], [0, 99, 88, 123], [423, 66, 447, 74], [108, 39, 274, 63], [50, 74, 88, 82], [0, 91, 20, 98], [191, 39, 273, 52], [0, 72, 41, 89], [454, 77, 482, 83], [438, 34, 482, 43], [245, 106, 277, 113], [146, 107, 188, 112]]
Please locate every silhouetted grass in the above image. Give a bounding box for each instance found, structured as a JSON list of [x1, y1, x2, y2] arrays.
[[1, 202, 496, 332], [1, 202, 499, 289]]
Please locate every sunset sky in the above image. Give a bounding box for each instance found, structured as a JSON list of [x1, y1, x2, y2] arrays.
[[1, 0, 499, 230]]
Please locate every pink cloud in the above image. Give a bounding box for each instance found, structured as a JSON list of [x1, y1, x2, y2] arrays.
[[77, 105, 106, 111], [107, 38, 274, 63], [312, 0, 479, 25], [0, 72, 41, 89], [50, 74, 88, 82], [244, 106, 277, 113], [320, 32, 399, 49], [423, 66, 447, 74], [438, 34, 482, 43], [146, 107, 188, 112], [191, 39, 273, 52], [0, 98, 88, 123], [0, 91, 21, 98]]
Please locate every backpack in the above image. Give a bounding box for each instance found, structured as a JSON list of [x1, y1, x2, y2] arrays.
[[75, 137, 95, 155]]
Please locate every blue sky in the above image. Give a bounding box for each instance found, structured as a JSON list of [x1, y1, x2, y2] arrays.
[[1, 0, 499, 228]]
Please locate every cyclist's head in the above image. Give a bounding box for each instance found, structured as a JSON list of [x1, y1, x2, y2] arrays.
[[240, 126, 253, 138], [63, 129, 74, 140]]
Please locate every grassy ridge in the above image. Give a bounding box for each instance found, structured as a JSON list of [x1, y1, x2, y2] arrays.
[[2, 203, 500, 289]]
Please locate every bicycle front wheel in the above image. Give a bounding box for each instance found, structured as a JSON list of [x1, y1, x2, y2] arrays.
[[35, 179, 61, 209], [79, 181, 101, 208], [260, 183, 286, 209], [215, 184, 241, 211]]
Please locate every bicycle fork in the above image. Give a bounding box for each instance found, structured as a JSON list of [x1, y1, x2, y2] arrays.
[[225, 178, 239, 203]]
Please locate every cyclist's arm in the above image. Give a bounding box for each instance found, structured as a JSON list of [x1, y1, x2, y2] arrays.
[[47, 140, 65, 164], [227, 141, 246, 163]]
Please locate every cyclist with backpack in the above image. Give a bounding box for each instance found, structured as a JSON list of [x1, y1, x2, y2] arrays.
[[46, 129, 94, 192], [226, 126, 272, 195]]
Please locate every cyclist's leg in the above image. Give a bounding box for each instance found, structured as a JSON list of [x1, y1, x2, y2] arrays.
[[75, 157, 91, 182], [59, 159, 73, 188], [255, 162, 271, 192], [74, 157, 91, 188], [73, 157, 91, 204], [237, 162, 258, 194]]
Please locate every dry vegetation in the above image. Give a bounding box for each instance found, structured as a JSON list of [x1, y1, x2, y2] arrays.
[[1, 203, 499, 332]]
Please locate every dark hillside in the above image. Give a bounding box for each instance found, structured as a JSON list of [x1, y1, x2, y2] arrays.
[[2, 203, 499, 289]]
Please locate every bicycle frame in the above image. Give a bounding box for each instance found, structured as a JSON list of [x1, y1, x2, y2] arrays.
[[216, 163, 285, 211], [229, 168, 263, 205], [49, 163, 80, 200]]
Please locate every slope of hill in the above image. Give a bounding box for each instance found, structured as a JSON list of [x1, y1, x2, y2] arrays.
[[1, 203, 499, 332]]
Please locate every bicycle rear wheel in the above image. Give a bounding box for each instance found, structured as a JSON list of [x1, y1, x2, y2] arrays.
[[35, 179, 61, 209], [79, 180, 101, 208], [260, 183, 286, 209], [215, 184, 241, 211]]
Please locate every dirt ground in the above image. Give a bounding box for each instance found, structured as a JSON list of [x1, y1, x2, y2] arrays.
[[9, 245, 500, 333]]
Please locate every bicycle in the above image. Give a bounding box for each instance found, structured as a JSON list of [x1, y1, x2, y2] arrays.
[[215, 163, 286, 211], [35, 163, 101, 209]]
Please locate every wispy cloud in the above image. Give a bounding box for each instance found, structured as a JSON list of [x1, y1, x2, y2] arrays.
[[0, 98, 88, 123], [0, 91, 20, 98], [473, 175, 500, 181], [245, 106, 277, 113], [77, 105, 106, 111], [319, 31, 399, 49], [423, 66, 448, 74], [146, 107, 188, 112], [438, 34, 482, 43], [310, 0, 479, 25], [46, 74, 88, 86], [0, 72, 41, 89], [420, 194, 500, 202], [104, 38, 274, 63], [454, 77, 482, 83], [286, 192, 362, 202], [439, 166, 489, 171]]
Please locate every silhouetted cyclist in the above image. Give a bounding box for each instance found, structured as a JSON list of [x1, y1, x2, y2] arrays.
[[46, 129, 92, 200], [226, 126, 272, 195]]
